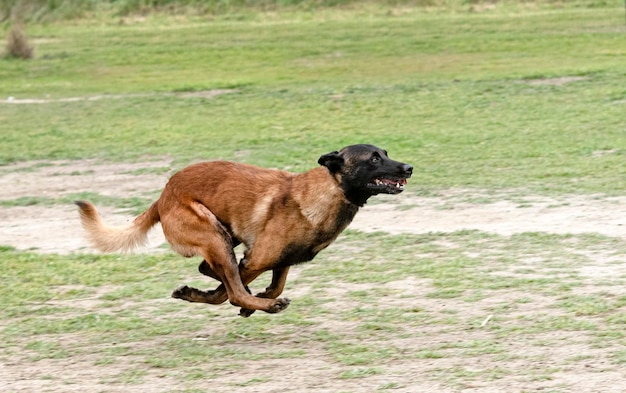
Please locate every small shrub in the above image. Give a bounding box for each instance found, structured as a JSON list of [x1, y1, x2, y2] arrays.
[[5, 24, 34, 59]]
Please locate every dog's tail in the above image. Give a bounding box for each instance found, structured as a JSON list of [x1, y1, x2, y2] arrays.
[[75, 200, 160, 253]]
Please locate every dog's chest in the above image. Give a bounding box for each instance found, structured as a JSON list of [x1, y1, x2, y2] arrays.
[[274, 237, 333, 268], [274, 202, 358, 268]]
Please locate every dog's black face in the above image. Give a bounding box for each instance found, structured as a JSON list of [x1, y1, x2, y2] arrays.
[[318, 144, 413, 206]]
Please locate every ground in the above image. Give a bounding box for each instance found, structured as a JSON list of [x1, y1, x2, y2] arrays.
[[2, 159, 626, 392]]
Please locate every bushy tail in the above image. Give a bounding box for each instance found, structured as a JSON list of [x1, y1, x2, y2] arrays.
[[75, 200, 160, 253]]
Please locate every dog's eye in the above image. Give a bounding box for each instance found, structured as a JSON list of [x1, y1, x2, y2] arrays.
[[371, 155, 381, 164]]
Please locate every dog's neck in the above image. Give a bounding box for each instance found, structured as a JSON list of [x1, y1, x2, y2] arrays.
[[325, 170, 372, 208], [294, 168, 360, 231], [341, 187, 371, 207]]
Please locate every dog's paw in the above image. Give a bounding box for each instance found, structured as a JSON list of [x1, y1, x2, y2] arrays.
[[239, 307, 256, 318], [266, 297, 291, 314], [171, 285, 191, 300]]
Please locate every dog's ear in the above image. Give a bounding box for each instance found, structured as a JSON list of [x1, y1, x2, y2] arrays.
[[318, 151, 344, 173]]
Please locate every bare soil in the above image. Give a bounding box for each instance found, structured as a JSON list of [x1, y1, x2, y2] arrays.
[[2, 159, 626, 392]]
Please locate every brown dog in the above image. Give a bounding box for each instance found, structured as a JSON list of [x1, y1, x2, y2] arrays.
[[76, 144, 412, 316]]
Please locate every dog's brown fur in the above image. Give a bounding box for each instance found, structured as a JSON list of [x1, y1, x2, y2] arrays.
[[76, 144, 412, 316]]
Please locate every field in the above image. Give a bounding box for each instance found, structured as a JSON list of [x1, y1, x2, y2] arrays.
[[2, 1, 626, 392]]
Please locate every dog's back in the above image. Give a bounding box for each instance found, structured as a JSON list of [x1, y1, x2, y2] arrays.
[[157, 161, 354, 253]]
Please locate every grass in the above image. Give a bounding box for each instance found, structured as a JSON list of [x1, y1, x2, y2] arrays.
[[1, 3, 625, 194], [2, 230, 626, 389], [2, 1, 626, 391], [0, 192, 152, 210], [3, 0, 617, 22]]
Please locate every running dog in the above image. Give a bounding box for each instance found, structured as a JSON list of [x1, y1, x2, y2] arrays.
[[76, 144, 412, 316]]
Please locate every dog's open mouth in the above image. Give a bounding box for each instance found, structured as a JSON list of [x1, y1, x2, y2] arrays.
[[367, 177, 408, 194]]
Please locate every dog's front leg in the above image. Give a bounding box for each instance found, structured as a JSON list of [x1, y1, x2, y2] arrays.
[[239, 266, 290, 318]]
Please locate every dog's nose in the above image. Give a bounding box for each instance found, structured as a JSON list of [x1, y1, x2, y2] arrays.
[[402, 164, 413, 176]]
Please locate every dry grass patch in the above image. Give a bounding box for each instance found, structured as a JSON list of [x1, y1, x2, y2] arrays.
[[4, 24, 33, 59]]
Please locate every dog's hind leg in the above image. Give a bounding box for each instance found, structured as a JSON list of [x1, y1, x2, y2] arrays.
[[171, 253, 239, 305], [239, 266, 290, 318], [177, 261, 290, 314], [171, 285, 222, 303], [164, 202, 233, 305], [173, 255, 258, 306], [168, 201, 290, 314], [197, 249, 293, 316], [198, 260, 220, 280], [198, 261, 289, 313], [198, 235, 243, 281], [198, 259, 252, 296]]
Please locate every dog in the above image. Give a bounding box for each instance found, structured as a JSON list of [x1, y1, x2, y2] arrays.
[[76, 144, 412, 317]]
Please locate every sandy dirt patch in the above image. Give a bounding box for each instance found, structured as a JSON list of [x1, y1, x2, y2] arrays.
[[0, 159, 171, 253], [354, 192, 626, 238]]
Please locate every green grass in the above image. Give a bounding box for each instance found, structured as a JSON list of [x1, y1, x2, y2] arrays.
[[0, 192, 152, 212], [1, 3, 626, 194], [3, 0, 617, 22]]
